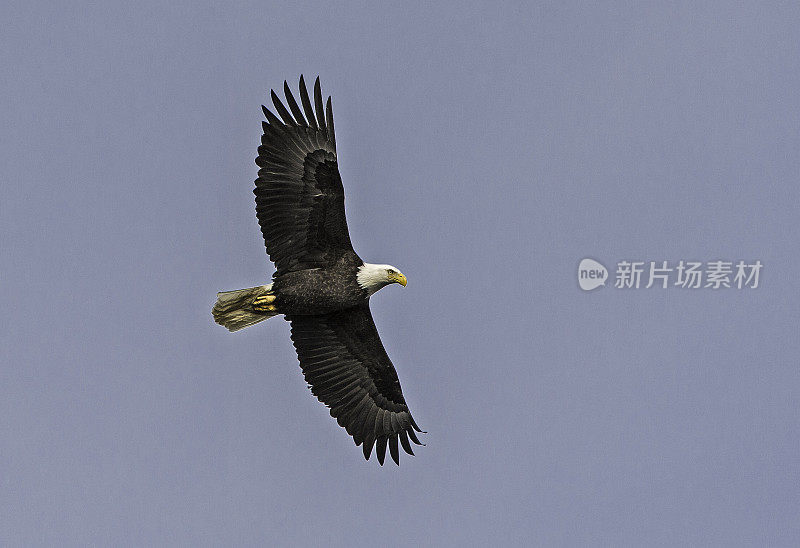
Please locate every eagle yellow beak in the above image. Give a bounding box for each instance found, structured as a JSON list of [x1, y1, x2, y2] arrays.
[[390, 271, 407, 287]]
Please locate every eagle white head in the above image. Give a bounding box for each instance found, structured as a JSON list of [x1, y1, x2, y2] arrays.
[[357, 263, 407, 295]]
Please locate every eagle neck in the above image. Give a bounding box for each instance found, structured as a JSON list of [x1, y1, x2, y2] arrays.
[[356, 263, 389, 296]]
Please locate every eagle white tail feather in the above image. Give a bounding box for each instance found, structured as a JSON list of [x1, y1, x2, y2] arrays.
[[212, 284, 276, 332]]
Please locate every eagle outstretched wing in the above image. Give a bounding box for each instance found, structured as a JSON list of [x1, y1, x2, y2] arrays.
[[288, 303, 424, 465], [255, 76, 358, 275]]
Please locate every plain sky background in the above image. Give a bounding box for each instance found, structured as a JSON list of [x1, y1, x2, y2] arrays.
[[2, 1, 799, 546]]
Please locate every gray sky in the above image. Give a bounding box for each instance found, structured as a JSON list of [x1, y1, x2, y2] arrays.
[[3, 1, 799, 546]]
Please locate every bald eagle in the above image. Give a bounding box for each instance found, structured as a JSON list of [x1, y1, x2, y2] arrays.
[[212, 76, 424, 465]]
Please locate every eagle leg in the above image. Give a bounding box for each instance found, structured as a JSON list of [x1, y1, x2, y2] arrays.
[[252, 295, 277, 312]]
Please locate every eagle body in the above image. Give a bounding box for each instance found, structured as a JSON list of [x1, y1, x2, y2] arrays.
[[271, 257, 367, 316], [212, 76, 423, 466]]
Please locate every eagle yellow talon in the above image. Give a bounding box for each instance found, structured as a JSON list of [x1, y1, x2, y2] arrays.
[[252, 295, 277, 312]]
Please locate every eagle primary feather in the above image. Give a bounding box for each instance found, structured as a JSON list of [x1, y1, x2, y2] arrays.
[[212, 76, 423, 465]]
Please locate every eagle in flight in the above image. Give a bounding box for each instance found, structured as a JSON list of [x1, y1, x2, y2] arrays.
[[212, 76, 424, 465]]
